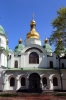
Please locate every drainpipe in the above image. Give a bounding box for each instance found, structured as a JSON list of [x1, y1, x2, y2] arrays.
[[58, 57, 63, 91]]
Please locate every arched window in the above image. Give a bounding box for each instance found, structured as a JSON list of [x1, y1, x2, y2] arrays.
[[21, 77, 26, 86], [14, 60, 18, 68], [62, 63, 64, 68], [50, 61, 53, 68], [10, 77, 15, 86], [29, 52, 39, 64], [42, 77, 47, 86], [53, 77, 58, 86]]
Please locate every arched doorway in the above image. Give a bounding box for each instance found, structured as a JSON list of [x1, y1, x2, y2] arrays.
[[29, 73, 41, 92]]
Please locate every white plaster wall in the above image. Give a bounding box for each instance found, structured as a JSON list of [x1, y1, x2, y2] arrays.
[[22, 44, 45, 53], [49, 74, 61, 90], [8, 54, 14, 68], [0, 35, 6, 49], [4, 72, 28, 91], [14, 57, 20, 68], [47, 57, 53, 68], [25, 38, 41, 46], [4, 73, 17, 91], [60, 59, 66, 68], [3, 70, 66, 91], [0, 72, 3, 90], [61, 71, 66, 90], [4, 55, 7, 67], [0, 53, 1, 67], [53, 54, 57, 68], [1, 53, 7, 67], [23, 49, 47, 68], [21, 54, 25, 68], [56, 59, 59, 68]]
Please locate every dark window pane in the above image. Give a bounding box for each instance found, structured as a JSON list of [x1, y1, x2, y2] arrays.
[[42, 77, 47, 86], [14, 60, 18, 68], [53, 77, 58, 86], [50, 61, 53, 68], [10, 77, 15, 86], [21, 77, 26, 86], [62, 63, 64, 68], [29, 52, 39, 64]]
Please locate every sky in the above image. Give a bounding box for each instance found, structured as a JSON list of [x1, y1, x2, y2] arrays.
[[0, 0, 66, 51]]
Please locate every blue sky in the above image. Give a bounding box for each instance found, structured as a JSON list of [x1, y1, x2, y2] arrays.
[[0, 0, 66, 51]]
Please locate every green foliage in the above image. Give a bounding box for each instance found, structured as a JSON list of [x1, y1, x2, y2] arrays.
[[54, 39, 64, 56], [0, 93, 18, 97], [54, 93, 66, 96], [49, 6, 66, 55]]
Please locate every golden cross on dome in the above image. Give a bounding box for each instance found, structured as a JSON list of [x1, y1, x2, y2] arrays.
[[32, 13, 35, 20]]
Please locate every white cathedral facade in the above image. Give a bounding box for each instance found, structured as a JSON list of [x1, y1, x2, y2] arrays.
[[0, 18, 66, 92]]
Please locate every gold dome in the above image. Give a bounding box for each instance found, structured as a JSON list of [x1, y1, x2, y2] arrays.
[[18, 38, 22, 44], [26, 20, 40, 39]]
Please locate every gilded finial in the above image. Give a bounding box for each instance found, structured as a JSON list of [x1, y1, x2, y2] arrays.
[[44, 33, 48, 43], [26, 13, 40, 39], [18, 34, 22, 44]]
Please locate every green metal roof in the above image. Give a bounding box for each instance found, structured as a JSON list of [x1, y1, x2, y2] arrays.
[[6, 45, 12, 53], [43, 43, 52, 52], [6, 67, 64, 71], [14, 43, 25, 53], [0, 25, 5, 34]]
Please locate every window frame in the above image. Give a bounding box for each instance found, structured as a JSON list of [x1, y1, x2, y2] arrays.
[[42, 77, 47, 86], [21, 77, 26, 86], [10, 77, 15, 87], [50, 61, 53, 68], [53, 77, 58, 86], [14, 60, 18, 68], [29, 52, 39, 64], [62, 63, 64, 68]]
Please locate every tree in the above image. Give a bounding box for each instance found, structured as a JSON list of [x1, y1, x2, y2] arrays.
[[49, 7, 66, 49], [54, 38, 65, 56]]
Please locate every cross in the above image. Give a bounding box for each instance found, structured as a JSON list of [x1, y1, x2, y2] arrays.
[[20, 33, 22, 39], [32, 13, 35, 20], [45, 33, 46, 39]]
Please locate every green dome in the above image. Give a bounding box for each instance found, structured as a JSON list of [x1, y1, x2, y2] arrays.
[[59, 47, 66, 53], [0, 25, 5, 34], [14, 44, 24, 53], [43, 43, 52, 52], [6, 45, 12, 53]]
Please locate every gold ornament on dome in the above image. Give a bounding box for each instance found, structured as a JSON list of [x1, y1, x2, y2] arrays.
[[18, 38, 22, 44], [44, 33, 48, 43], [44, 39, 48, 43], [26, 13, 40, 39]]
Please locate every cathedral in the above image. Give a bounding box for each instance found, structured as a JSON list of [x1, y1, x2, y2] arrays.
[[0, 18, 66, 92]]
